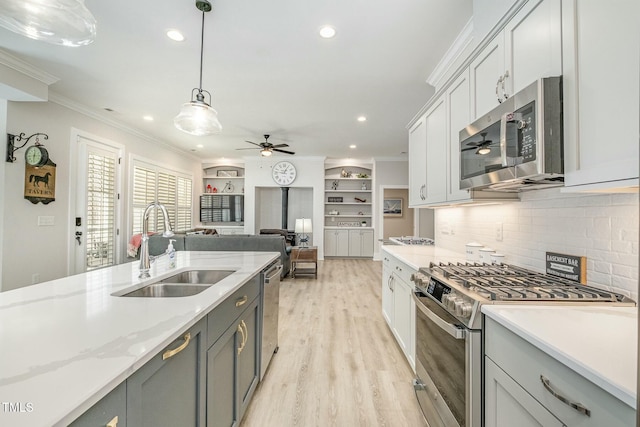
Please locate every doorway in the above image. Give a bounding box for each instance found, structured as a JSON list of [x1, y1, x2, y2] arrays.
[[70, 130, 123, 274]]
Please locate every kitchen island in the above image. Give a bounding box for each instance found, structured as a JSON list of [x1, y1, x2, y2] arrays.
[[0, 251, 279, 427]]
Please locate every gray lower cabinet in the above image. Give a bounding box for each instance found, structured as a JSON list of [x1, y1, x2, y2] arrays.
[[68, 274, 262, 427], [126, 318, 207, 427], [207, 295, 260, 427], [69, 382, 127, 427]]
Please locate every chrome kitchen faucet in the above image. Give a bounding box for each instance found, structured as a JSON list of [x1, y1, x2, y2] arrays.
[[139, 202, 174, 278]]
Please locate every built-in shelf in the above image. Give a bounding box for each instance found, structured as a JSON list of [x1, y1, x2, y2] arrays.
[[324, 164, 373, 258], [201, 165, 245, 225], [325, 215, 372, 218], [325, 190, 370, 193], [325, 202, 372, 205]]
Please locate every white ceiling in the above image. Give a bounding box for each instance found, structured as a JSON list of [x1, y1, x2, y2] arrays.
[[0, 0, 473, 160]]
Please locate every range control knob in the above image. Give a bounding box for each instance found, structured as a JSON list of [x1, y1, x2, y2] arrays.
[[455, 302, 473, 318], [453, 299, 465, 313], [442, 293, 453, 308]]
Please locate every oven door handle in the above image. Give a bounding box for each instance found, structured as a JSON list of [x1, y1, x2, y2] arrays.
[[413, 293, 465, 340]]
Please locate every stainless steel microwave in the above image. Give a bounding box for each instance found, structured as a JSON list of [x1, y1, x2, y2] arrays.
[[459, 77, 563, 192]]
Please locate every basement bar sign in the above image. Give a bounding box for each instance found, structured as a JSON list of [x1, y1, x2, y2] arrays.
[[545, 252, 586, 284]]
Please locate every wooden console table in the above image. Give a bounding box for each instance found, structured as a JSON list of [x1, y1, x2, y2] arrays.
[[291, 246, 317, 278]]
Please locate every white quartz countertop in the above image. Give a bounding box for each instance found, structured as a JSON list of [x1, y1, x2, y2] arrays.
[[0, 251, 278, 427], [483, 305, 638, 408], [381, 244, 466, 270]]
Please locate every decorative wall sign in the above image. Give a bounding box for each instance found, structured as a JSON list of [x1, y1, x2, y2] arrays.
[[383, 198, 403, 216], [545, 252, 586, 284], [24, 160, 56, 204], [216, 170, 238, 177], [338, 221, 361, 227]]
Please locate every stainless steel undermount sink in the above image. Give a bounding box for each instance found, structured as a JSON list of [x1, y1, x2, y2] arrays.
[[115, 269, 236, 298]]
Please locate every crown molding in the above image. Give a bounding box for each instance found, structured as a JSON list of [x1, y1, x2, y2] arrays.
[[0, 49, 59, 85], [48, 91, 202, 161], [426, 18, 474, 88]]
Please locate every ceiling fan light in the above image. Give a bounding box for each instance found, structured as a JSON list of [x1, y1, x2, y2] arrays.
[[476, 146, 491, 155], [260, 149, 273, 157], [0, 0, 96, 46], [174, 100, 222, 136]]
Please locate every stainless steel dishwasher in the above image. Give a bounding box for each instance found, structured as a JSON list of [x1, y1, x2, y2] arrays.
[[260, 260, 282, 380]]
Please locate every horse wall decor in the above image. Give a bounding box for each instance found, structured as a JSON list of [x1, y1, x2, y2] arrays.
[[29, 172, 52, 188], [24, 162, 56, 204]]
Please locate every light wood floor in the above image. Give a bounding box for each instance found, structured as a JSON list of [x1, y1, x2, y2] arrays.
[[241, 259, 427, 427]]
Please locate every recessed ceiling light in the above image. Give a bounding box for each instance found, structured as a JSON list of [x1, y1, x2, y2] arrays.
[[319, 25, 336, 39], [350, 145, 357, 149], [166, 29, 185, 42], [196, 144, 204, 148], [143, 115, 154, 121], [357, 116, 367, 122]]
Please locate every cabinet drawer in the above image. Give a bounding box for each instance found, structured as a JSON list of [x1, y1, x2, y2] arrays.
[[485, 317, 634, 427], [391, 258, 415, 285], [207, 276, 260, 346]]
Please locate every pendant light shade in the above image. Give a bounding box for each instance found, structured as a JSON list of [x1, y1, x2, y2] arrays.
[[174, 89, 222, 136], [0, 0, 96, 47], [174, 0, 222, 136]]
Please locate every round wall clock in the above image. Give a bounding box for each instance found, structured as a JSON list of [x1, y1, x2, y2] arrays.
[[25, 145, 49, 167], [271, 161, 297, 185]]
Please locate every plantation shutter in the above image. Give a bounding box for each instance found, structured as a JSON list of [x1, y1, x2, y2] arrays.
[[85, 150, 117, 270], [131, 162, 193, 236]]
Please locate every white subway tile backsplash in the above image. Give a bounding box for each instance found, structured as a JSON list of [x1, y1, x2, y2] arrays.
[[434, 188, 639, 300]]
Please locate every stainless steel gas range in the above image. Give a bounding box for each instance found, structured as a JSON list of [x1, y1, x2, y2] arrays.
[[409, 262, 635, 427]]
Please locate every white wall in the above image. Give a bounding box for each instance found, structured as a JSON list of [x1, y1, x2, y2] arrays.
[[434, 188, 639, 300], [244, 156, 325, 258], [0, 100, 6, 288], [2, 100, 202, 291], [375, 160, 404, 257]]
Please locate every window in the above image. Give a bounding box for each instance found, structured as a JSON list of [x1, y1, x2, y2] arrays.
[[131, 162, 193, 235], [85, 149, 117, 270]]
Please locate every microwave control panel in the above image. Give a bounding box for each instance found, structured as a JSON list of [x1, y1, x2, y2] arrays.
[[515, 101, 536, 162]]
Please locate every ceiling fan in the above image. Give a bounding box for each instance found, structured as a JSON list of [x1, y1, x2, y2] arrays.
[[462, 132, 497, 155], [236, 134, 295, 157]]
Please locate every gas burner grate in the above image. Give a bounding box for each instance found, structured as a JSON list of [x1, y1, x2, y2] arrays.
[[424, 261, 632, 303]]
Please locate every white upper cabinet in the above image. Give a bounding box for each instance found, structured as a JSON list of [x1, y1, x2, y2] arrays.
[[470, 0, 562, 119], [424, 96, 448, 204], [561, 0, 639, 191], [470, 35, 505, 119], [503, 0, 562, 96], [408, 116, 427, 207], [446, 70, 472, 202]]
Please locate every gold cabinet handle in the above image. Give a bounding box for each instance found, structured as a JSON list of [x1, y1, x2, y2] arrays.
[[162, 333, 191, 360], [237, 322, 246, 355], [235, 295, 248, 307], [241, 320, 248, 349], [106, 415, 119, 427]]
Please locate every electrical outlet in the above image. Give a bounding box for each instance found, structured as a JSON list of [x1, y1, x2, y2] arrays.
[[38, 216, 54, 226], [496, 222, 503, 241], [440, 221, 451, 235]]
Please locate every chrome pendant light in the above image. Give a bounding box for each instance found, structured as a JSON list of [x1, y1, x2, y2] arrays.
[[0, 0, 96, 47], [174, 0, 222, 136]]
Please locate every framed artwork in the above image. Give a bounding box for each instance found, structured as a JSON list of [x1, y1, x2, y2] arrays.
[[383, 198, 402, 217], [216, 170, 238, 177]]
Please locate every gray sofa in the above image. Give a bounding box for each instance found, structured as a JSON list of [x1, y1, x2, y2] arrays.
[[146, 234, 290, 277]]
